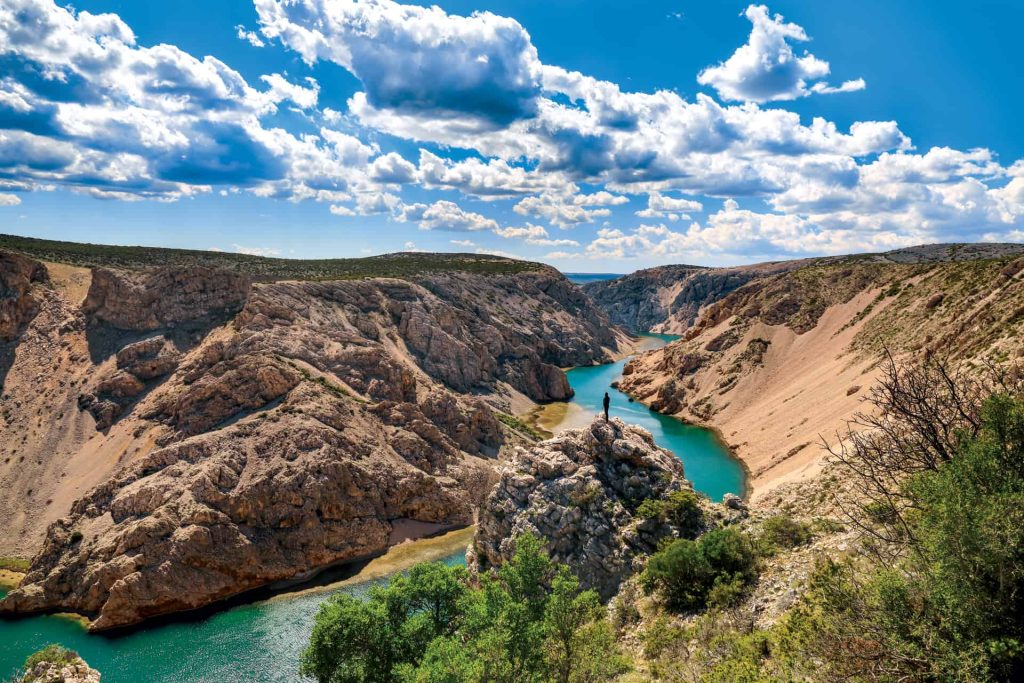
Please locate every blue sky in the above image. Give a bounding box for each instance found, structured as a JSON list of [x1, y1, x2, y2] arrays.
[[1, 0, 1023, 270]]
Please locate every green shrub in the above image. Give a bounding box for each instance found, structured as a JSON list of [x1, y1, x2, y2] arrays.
[[641, 527, 757, 611], [301, 534, 628, 683], [22, 645, 80, 677], [636, 490, 703, 537], [756, 514, 812, 555]]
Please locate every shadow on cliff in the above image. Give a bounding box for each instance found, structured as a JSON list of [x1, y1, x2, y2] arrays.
[[84, 314, 234, 365]]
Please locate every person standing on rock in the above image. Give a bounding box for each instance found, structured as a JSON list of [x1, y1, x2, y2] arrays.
[[603, 392, 610, 421]]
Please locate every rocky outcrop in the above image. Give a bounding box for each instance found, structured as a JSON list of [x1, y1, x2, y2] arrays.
[[1, 378, 502, 630], [82, 266, 251, 331], [18, 656, 100, 683], [582, 262, 802, 334], [1, 251, 48, 341], [472, 418, 710, 599], [0, 251, 620, 629]]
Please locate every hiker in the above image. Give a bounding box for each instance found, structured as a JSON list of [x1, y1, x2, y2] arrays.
[[603, 391, 610, 422]]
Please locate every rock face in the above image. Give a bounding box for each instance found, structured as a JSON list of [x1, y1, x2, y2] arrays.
[[472, 418, 700, 599], [582, 262, 802, 334], [17, 655, 100, 683], [1, 251, 48, 341], [0, 249, 620, 629], [82, 266, 251, 331]]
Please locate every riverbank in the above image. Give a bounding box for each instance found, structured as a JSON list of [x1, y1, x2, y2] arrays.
[[525, 334, 746, 501], [0, 569, 24, 591], [0, 526, 474, 682]]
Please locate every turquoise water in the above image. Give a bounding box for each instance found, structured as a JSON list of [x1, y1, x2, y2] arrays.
[[0, 334, 744, 681], [0, 553, 465, 682], [564, 333, 746, 502]]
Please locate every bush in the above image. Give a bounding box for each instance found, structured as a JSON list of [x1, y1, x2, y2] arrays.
[[636, 489, 703, 538], [301, 534, 629, 683], [21, 644, 80, 678], [641, 527, 757, 611], [756, 514, 812, 555]]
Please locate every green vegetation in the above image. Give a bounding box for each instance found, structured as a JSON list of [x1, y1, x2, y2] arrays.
[[636, 489, 704, 538], [495, 412, 545, 441], [754, 514, 812, 556], [300, 534, 628, 683], [13, 645, 82, 682], [640, 527, 758, 611], [0, 233, 546, 282], [645, 358, 1024, 682], [0, 557, 29, 573]]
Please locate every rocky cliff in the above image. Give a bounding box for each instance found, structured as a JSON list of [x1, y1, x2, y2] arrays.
[[0, 243, 621, 629], [617, 244, 1024, 499], [582, 261, 805, 334], [471, 418, 722, 599]]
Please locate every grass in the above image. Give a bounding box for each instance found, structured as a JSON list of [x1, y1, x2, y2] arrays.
[[0, 556, 29, 573], [495, 412, 545, 440], [0, 233, 547, 282]]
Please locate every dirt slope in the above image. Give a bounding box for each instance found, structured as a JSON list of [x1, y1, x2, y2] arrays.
[[617, 244, 1024, 499]]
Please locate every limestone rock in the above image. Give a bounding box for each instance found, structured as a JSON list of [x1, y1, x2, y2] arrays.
[[2, 263, 616, 629], [19, 658, 100, 683], [83, 266, 251, 331], [472, 418, 706, 599], [0, 251, 48, 341]]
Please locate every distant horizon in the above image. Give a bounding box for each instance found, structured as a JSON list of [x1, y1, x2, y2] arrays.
[[5, 231, 1022, 279], [1, 1, 1022, 271]]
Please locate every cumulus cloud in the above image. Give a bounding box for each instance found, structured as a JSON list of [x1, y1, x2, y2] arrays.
[[636, 192, 703, 220], [2, 0, 1023, 263], [494, 223, 579, 246], [0, 193, 22, 206], [236, 25, 265, 48], [369, 152, 416, 184], [513, 191, 626, 227], [0, 0, 380, 201], [400, 200, 499, 231], [698, 5, 866, 103], [254, 0, 543, 127]]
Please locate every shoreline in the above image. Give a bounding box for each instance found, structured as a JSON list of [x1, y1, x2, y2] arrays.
[[1, 525, 475, 635], [0, 569, 25, 591], [527, 333, 752, 499]]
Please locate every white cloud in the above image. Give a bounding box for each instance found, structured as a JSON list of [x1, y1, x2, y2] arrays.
[[236, 25, 265, 48], [0, 0, 378, 201], [494, 223, 580, 246], [0, 193, 22, 206], [450, 239, 476, 247], [258, 73, 319, 109], [369, 152, 416, 184], [636, 192, 703, 220], [255, 0, 543, 126], [697, 5, 865, 103], [512, 191, 625, 228], [401, 200, 499, 232], [233, 243, 282, 256]]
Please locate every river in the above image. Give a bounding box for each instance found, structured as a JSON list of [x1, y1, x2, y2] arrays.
[[0, 334, 745, 682]]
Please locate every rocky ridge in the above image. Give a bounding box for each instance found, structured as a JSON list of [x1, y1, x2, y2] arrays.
[[617, 244, 1024, 498], [582, 261, 806, 334], [0, 246, 620, 629], [471, 418, 725, 599]]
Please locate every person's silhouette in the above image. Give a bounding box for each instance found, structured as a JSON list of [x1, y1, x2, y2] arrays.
[[603, 392, 610, 422]]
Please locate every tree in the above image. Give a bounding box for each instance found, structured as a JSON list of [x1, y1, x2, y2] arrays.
[[302, 534, 629, 683], [300, 563, 468, 683]]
